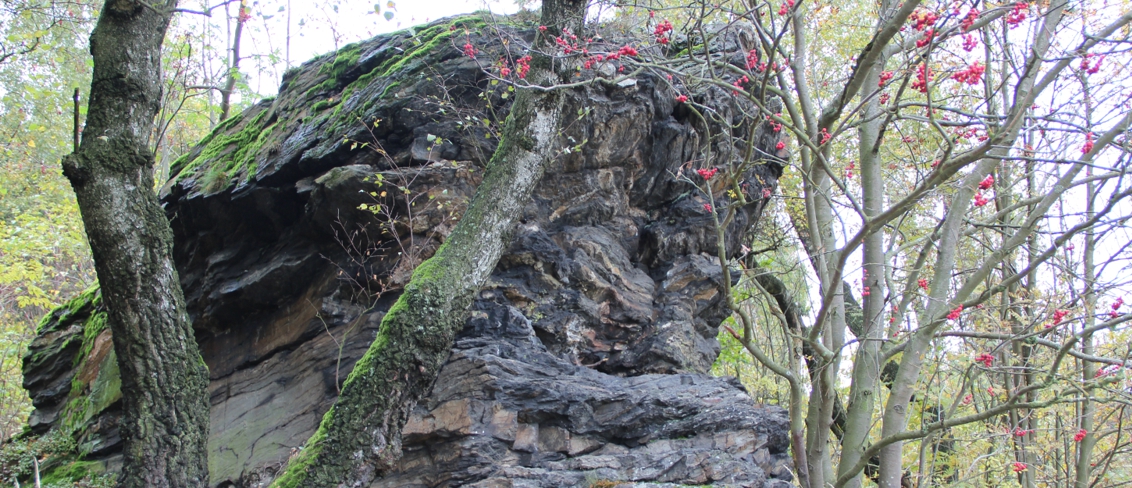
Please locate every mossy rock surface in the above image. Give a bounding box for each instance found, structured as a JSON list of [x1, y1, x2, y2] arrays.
[[12, 289, 116, 486], [163, 13, 509, 198]]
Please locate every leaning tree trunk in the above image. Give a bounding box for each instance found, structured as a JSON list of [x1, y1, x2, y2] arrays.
[[61, 1, 211, 487], [270, 1, 587, 486]]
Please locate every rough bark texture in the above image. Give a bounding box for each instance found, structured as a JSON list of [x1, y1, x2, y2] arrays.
[[24, 12, 792, 488], [59, 1, 211, 487]]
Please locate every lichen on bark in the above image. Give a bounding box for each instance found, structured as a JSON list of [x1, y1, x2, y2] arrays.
[[60, 1, 210, 487]]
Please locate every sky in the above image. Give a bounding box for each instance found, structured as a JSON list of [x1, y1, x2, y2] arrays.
[[229, 0, 523, 96]]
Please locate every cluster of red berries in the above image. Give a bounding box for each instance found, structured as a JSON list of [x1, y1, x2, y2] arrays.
[[696, 167, 718, 180], [746, 49, 760, 70], [947, 304, 964, 320], [878, 70, 894, 88], [953, 127, 980, 140], [1080, 53, 1104, 75], [909, 9, 938, 31], [1006, 2, 1028, 28], [777, 0, 794, 16], [960, 9, 979, 31], [916, 28, 935, 48], [653, 19, 673, 45], [1082, 132, 1095, 154], [911, 64, 932, 93], [974, 353, 994, 367], [766, 113, 783, 132], [733, 75, 750, 93], [961, 33, 979, 52], [237, 5, 252, 23], [952, 62, 985, 85], [1095, 364, 1122, 378], [978, 174, 994, 190]]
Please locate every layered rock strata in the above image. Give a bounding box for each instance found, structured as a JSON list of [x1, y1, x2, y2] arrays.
[[20, 14, 791, 487]]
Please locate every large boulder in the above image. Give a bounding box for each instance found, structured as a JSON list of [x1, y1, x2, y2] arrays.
[[19, 13, 790, 487]]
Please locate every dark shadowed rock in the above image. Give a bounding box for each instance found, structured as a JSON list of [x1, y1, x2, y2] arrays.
[[19, 13, 790, 487]]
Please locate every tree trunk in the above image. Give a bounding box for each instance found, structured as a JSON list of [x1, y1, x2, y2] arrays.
[[270, 1, 587, 486], [61, 1, 211, 487], [218, 0, 246, 122], [838, 49, 886, 488]]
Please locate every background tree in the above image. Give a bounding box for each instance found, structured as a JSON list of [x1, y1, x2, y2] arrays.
[[613, 0, 1132, 486], [0, 0, 100, 440]]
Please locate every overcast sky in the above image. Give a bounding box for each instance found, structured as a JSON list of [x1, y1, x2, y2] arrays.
[[230, 0, 523, 95]]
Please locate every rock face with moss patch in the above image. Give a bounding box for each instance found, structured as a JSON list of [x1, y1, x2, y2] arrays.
[[22, 13, 790, 488]]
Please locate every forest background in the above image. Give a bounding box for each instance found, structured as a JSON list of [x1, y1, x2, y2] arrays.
[[1, 0, 1131, 486]]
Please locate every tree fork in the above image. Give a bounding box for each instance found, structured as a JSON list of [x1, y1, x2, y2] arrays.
[[61, 1, 211, 487], [270, 1, 587, 486]]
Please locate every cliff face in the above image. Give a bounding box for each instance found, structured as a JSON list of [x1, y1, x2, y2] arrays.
[[21, 14, 791, 487]]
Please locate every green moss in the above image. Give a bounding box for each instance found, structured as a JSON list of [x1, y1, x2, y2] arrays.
[[305, 43, 365, 97], [36, 286, 100, 334], [61, 348, 120, 440], [271, 249, 467, 485], [176, 13, 498, 194], [72, 311, 107, 368], [316, 20, 466, 139], [336, 14, 482, 108], [174, 110, 276, 191], [311, 98, 339, 112], [269, 409, 328, 488], [58, 306, 119, 440], [40, 459, 109, 485], [369, 24, 455, 81]]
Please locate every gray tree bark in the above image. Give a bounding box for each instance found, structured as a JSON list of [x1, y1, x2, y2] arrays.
[[269, 1, 588, 486], [61, 1, 211, 487]]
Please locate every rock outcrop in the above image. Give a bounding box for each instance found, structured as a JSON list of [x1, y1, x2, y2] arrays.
[[18, 13, 791, 487]]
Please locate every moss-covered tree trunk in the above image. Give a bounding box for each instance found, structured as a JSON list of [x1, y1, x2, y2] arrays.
[[61, 1, 211, 487], [271, 1, 587, 486]]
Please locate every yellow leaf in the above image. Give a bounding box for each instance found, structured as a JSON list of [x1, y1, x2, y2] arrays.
[[27, 140, 35, 148]]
